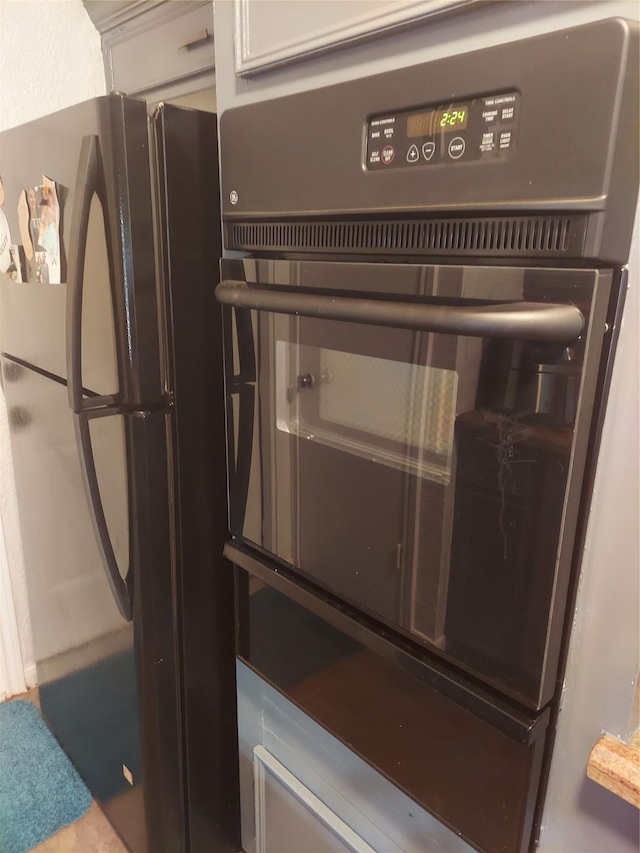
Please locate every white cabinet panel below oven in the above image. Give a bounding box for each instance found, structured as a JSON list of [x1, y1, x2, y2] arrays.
[[237, 661, 475, 853]]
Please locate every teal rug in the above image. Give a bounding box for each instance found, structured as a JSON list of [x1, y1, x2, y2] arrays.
[[0, 699, 92, 853]]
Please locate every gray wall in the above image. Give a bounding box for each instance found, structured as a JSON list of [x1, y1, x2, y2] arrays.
[[212, 1, 640, 850]]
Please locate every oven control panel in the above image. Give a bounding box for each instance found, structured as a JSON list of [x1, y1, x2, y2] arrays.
[[366, 91, 520, 170]]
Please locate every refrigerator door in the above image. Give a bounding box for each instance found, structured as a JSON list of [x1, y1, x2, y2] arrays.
[[0, 94, 163, 406], [125, 409, 184, 853], [1, 354, 183, 853], [1, 358, 129, 666], [151, 103, 241, 853], [0, 356, 136, 821]]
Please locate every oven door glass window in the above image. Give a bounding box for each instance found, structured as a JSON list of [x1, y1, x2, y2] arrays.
[[276, 341, 458, 485], [245, 308, 478, 661]]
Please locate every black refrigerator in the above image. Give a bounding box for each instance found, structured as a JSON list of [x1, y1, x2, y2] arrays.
[[0, 95, 240, 853]]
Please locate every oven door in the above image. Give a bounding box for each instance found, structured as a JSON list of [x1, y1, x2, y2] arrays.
[[218, 259, 613, 710]]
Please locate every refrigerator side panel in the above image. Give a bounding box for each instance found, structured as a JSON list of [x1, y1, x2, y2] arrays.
[[153, 103, 241, 853]]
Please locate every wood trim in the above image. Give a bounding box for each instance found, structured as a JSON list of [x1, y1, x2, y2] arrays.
[[100, 1, 210, 47], [587, 731, 640, 808], [85, 1, 169, 37]]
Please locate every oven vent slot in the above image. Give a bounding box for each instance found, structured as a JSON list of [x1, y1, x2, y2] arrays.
[[227, 215, 587, 257]]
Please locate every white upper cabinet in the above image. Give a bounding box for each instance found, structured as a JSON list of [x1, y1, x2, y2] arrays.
[[234, 0, 485, 76], [84, 1, 215, 98]]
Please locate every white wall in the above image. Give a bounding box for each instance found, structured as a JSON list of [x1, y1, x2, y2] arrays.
[[0, 0, 106, 692], [213, 1, 640, 850], [0, 0, 105, 131]]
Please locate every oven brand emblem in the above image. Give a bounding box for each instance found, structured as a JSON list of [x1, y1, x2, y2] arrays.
[[230, 190, 239, 205]]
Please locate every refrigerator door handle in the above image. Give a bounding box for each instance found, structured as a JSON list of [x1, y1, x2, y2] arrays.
[[66, 134, 117, 414], [74, 405, 133, 621]]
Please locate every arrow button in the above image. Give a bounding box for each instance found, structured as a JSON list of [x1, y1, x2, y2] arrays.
[[422, 142, 436, 161], [406, 144, 420, 163]]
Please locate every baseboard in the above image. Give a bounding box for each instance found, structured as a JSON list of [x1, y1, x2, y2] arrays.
[[23, 663, 38, 688], [0, 525, 28, 698], [0, 663, 37, 701]]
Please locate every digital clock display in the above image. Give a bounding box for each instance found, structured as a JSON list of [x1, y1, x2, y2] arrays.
[[407, 106, 469, 137]]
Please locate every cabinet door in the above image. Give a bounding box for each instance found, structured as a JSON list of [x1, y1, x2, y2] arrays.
[[234, 0, 486, 76], [254, 746, 374, 853], [237, 661, 476, 853], [101, 1, 215, 97]]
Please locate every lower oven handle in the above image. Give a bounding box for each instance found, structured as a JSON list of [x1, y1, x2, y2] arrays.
[[215, 280, 584, 343]]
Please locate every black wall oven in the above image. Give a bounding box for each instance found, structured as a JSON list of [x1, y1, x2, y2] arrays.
[[217, 18, 639, 853]]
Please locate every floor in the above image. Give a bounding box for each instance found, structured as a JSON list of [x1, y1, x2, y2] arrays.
[[30, 802, 127, 853], [8, 689, 127, 853]]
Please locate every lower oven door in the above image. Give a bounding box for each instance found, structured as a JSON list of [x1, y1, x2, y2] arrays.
[[218, 258, 614, 710]]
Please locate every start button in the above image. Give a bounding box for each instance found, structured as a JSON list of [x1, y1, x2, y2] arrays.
[[448, 137, 466, 159]]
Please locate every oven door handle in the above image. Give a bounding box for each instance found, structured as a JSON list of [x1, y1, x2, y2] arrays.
[[215, 280, 584, 343]]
